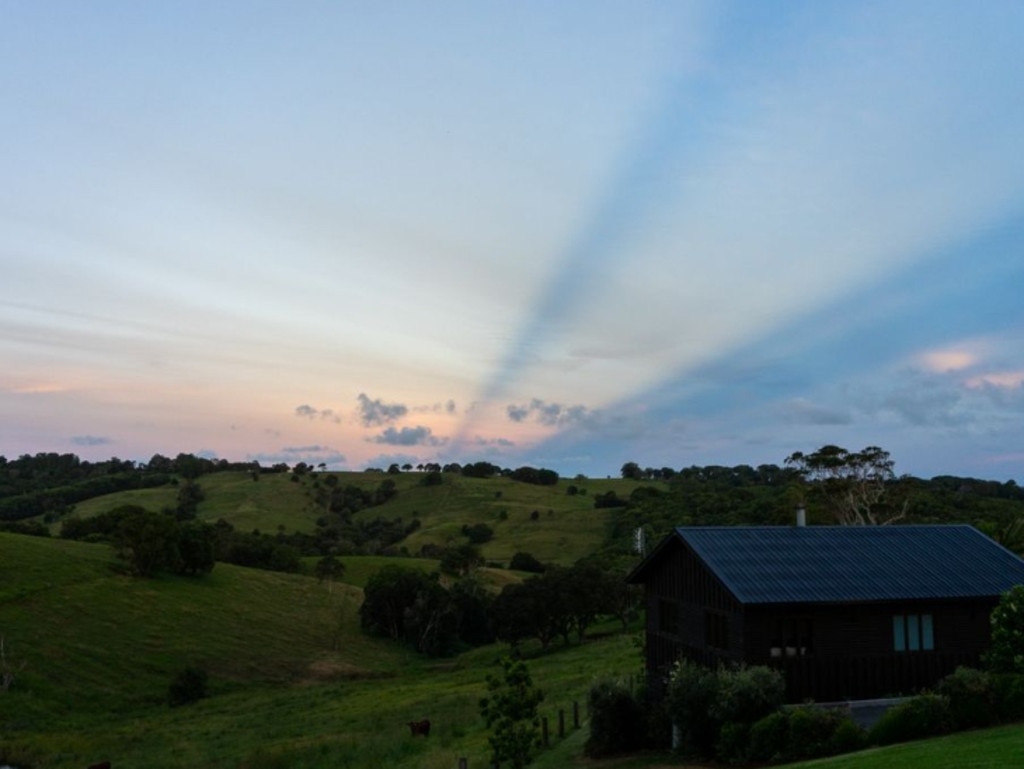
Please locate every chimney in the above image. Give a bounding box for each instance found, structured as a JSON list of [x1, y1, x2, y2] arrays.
[[795, 506, 806, 527]]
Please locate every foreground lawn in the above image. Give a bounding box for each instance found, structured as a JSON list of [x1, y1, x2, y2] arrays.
[[549, 721, 1024, 769], [790, 723, 1024, 769]]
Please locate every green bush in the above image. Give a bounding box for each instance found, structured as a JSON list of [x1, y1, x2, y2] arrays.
[[584, 678, 645, 757], [715, 721, 750, 765], [749, 706, 863, 764], [168, 666, 208, 707], [748, 710, 789, 763], [711, 665, 786, 726], [666, 659, 720, 758], [667, 662, 784, 761], [785, 706, 846, 760], [936, 666, 996, 730], [986, 585, 1024, 674], [869, 693, 952, 746], [641, 695, 673, 752], [992, 672, 1024, 722], [829, 717, 868, 755]]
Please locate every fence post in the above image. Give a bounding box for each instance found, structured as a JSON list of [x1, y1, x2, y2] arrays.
[[542, 715, 549, 746], [558, 708, 565, 738], [573, 700, 580, 729]]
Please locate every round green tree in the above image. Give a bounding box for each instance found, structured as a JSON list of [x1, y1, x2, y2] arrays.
[[987, 584, 1024, 673]]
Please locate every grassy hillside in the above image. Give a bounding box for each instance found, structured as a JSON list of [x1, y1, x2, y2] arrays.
[[0, 532, 639, 769], [0, 534, 413, 714], [66, 470, 658, 566]]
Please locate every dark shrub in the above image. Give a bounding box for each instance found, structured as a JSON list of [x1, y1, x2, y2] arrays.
[[869, 693, 952, 746], [748, 710, 788, 763], [985, 585, 1024, 674], [711, 665, 786, 726], [642, 694, 673, 751], [168, 666, 208, 707], [666, 660, 720, 758], [461, 522, 494, 544], [785, 706, 846, 761], [509, 552, 545, 573], [829, 717, 868, 755], [715, 721, 750, 765], [708, 666, 786, 765], [420, 471, 443, 487], [584, 679, 645, 757], [936, 666, 996, 730], [993, 673, 1024, 721], [751, 706, 864, 764], [668, 662, 784, 761]]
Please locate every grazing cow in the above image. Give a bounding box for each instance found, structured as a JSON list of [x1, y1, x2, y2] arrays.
[[88, 763, 112, 769], [407, 718, 431, 737]]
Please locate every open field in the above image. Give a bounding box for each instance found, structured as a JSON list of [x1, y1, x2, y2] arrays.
[[64, 470, 658, 566], [0, 532, 640, 769]]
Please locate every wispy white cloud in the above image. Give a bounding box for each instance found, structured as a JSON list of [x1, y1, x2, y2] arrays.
[[70, 435, 113, 447]]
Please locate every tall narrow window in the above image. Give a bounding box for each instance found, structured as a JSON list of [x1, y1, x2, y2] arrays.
[[921, 614, 934, 650], [893, 615, 906, 652], [907, 614, 920, 651]]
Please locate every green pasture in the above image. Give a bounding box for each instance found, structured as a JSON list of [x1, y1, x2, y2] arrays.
[[358, 473, 657, 566], [59, 470, 659, 566], [0, 532, 640, 769]]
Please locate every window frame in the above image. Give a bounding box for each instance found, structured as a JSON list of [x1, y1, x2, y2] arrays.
[[893, 612, 934, 652]]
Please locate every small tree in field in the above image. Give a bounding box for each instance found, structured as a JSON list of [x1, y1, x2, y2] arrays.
[[479, 657, 545, 769], [986, 585, 1024, 673]]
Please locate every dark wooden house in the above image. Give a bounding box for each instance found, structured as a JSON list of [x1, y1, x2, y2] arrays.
[[627, 524, 1024, 702]]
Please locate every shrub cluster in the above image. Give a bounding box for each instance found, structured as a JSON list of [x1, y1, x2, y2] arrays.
[[656, 661, 873, 765], [584, 679, 646, 757], [866, 667, 1024, 747], [665, 661, 789, 762], [748, 706, 866, 764], [868, 693, 952, 745]]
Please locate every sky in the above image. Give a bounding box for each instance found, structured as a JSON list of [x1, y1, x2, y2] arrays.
[[2, 1, 1023, 482]]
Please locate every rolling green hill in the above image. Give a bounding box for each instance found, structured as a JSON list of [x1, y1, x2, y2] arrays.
[[0, 531, 639, 769], [68, 470, 657, 566]]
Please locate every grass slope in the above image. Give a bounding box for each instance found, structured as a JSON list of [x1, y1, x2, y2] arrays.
[[0, 532, 640, 769], [65, 471, 659, 566], [0, 533, 414, 726]]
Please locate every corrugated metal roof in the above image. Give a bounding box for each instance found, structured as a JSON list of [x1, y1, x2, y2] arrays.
[[672, 525, 1024, 605]]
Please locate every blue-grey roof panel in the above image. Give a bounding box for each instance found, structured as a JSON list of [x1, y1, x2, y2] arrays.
[[675, 525, 1024, 605]]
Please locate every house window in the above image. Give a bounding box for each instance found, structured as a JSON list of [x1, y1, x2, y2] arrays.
[[705, 611, 730, 651], [659, 599, 679, 636], [893, 613, 934, 652], [771, 617, 813, 657]]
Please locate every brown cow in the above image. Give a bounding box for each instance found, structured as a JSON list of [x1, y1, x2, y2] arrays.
[[407, 718, 431, 737]]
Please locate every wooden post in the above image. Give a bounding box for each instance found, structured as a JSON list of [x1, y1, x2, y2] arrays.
[[558, 708, 565, 738], [458, 759, 467, 769], [542, 715, 549, 746], [573, 700, 580, 728]]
